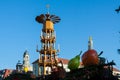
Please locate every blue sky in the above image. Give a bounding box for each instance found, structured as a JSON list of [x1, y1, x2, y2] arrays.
[[0, 0, 120, 69]]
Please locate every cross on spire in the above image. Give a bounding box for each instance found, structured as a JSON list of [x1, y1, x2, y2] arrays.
[[46, 4, 50, 14]]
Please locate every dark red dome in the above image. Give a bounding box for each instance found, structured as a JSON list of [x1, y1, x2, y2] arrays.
[[82, 49, 99, 66]]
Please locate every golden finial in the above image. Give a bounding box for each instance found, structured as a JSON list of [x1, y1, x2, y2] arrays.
[[46, 4, 50, 14], [89, 36, 92, 42]]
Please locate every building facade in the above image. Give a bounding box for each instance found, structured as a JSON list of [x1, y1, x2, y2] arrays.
[[32, 58, 70, 77]]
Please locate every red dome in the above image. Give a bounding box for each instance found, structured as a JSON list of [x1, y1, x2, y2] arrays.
[[82, 49, 99, 66]]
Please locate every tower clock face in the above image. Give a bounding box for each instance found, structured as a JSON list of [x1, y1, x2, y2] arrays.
[[24, 55, 29, 60]]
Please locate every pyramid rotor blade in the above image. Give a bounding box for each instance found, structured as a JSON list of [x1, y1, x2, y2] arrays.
[[36, 16, 44, 23], [40, 14, 45, 19], [50, 15, 56, 18]]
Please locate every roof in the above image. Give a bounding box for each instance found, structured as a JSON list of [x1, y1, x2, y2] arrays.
[[32, 58, 84, 66], [32, 58, 69, 64], [32, 59, 39, 64], [113, 67, 120, 72], [57, 58, 69, 64], [104, 66, 120, 72]]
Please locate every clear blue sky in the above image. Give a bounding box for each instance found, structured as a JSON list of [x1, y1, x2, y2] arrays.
[[0, 0, 120, 69]]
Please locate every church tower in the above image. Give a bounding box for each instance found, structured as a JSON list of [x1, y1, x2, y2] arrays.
[[35, 7, 61, 76], [22, 50, 32, 72]]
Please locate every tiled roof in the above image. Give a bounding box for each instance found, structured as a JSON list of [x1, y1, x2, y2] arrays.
[[57, 58, 69, 64], [104, 66, 120, 72], [32, 58, 82, 65], [32, 58, 69, 64], [113, 67, 120, 72]]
